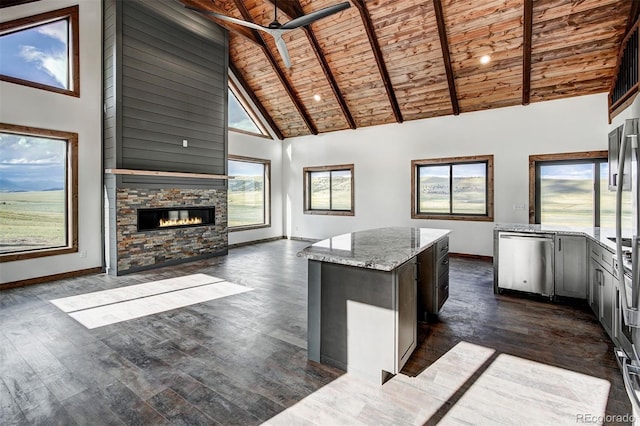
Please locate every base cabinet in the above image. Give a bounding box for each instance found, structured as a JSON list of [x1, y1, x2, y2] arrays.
[[307, 257, 417, 384], [589, 241, 615, 337], [554, 235, 587, 298], [417, 237, 449, 319]]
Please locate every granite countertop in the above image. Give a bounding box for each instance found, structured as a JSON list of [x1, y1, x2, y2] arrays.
[[494, 223, 620, 253], [297, 227, 451, 271]]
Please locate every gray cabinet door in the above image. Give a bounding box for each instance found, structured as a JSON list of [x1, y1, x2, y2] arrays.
[[589, 258, 601, 315], [396, 258, 416, 371], [554, 235, 587, 298], [601, 269, 614, 336]]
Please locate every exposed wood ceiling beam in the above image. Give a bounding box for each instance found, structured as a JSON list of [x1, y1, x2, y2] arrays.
[[522, 0, 533, 106], [232, 0, 317, 135], [433, 0, 459, 116], [352, 0, 403, 123], [229, 63, 284, 140], [182, 0, 260, 44], [267, 0, 356, 130]]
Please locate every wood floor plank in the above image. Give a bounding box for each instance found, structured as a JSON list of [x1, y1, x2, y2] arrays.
[[0, 240, 632, 425]]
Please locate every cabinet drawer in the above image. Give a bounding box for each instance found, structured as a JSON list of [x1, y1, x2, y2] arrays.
[[437, 237, 449, 258], [437, 274, 449, 309], [590, 241, 613, 269], [437, 253, 449, 277]]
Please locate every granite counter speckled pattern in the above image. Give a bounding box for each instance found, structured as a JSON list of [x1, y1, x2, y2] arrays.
[[297, 227, 450, 271], [494, 223, 620, 253]]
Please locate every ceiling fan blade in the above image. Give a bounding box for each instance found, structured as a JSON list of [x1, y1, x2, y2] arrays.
[[273, 33, 292, 68], [185, 5, 268, 33], [280, 2, 350, 30]]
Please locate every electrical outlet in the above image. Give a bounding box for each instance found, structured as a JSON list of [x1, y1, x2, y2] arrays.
[[182, 139, 188, 148], [80, 250, 87, 258]]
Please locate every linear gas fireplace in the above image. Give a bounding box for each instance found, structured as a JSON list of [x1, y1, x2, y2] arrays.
[[137, 207, 215, 231]]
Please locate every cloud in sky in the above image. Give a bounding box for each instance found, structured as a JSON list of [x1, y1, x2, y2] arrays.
[[0, 134, 66, 191], [19, 45, 67, 88], [37, 21, 67, 43], [0, 134, 65, 165]]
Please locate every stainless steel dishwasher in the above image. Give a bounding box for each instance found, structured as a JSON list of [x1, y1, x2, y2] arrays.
[[496, 232, 555, 297]]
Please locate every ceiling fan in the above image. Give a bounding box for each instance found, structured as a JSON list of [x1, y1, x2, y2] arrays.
[[186, 1, 351, 68]]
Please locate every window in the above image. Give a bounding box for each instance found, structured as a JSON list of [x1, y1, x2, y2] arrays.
[[0, 6, 79, 97], [412, 155, 494, 221], [0, 124, 78, 262], [228, 82, 269, 138], [228, 155, 270, 230], [304, 164, 354, 216], [530, 152, 630, 228]]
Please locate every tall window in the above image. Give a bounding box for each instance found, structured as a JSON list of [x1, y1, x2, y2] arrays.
[[228, 82, 269, 138], [412, 155, 494, 221], [228, 156, 270, 230], [304, 164, 354, 216], [0, 124, 78, 262], [531, 152, 630, 228], [0, 6, 80, 97]]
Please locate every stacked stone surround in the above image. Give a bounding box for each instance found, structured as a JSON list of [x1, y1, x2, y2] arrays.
[[116, 187, 227, 273]]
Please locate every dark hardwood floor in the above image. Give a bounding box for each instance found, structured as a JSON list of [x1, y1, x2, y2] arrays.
[[0, 240, 632, 425]]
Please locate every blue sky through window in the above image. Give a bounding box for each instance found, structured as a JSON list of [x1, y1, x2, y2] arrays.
[[0, 133, 66, 192], [0, 19, 69, 89], [228, 89, 263, 135], [540, 163, 593, 179]]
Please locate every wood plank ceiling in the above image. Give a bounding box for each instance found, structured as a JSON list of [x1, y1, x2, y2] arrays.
[[181, 0, 634, 139]]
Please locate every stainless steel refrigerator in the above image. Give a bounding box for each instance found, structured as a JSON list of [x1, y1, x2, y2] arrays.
[[613, 118, 640, 419]]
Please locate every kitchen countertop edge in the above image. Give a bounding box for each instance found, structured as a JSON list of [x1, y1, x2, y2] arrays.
[[297, 227, 451, 272], [494, 223, 619, 254]]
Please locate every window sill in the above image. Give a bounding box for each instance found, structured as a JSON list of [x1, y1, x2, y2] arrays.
[[412, 214, 493, 222], [304, 210, 354, 216], [229, 224, 271, 232]]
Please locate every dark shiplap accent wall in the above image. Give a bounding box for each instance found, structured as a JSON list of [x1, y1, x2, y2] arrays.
[[104, 0, 119, 273], [105, 0, 228, 189], [103, 0, 228, 274]]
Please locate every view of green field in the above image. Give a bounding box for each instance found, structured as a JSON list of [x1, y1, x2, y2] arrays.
[[540, 177, 632, 228], [309, 172, 351, 210], [228, 176, 265, 227], [0, 190, 66, 253], [419, 176, 486, 214]]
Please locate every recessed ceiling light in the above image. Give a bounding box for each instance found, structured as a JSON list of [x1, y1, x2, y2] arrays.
[[313, 94, 322, 102], [480, 55, 491, 65]]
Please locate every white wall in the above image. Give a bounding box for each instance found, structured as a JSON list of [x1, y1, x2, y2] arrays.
[[1, 0, 103, 284], [228, 131, 284, 245], [283, 94, 610, 256]]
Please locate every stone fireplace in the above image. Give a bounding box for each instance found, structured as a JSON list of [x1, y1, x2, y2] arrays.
[[106, 187, 227, 275]]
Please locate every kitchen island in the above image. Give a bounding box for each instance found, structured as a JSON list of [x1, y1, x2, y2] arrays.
[[297, 227, 450, 384]]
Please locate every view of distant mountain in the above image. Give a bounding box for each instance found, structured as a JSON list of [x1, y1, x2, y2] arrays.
[[0, 176, 63, 192]]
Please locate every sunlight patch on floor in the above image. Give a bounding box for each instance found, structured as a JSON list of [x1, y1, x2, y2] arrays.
[[440, 353, 610, 425], [50, 274, 252, 329], [263, 341, 610, 425]]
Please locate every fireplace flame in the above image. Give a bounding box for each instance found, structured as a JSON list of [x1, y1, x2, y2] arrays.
[[159, 217, 203, 227]]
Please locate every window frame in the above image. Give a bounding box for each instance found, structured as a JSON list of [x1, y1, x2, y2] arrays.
[[411, 155, 494, 221], [227, 154, 271, 232], [529, 151, 608, 225], [303, 164, 355, 216], [0, 5, 80, 97], [228, 81, 271, 139], [0, 123, 78, 262]]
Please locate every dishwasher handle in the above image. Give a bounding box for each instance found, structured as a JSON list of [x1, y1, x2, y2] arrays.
[[499, 233, 553, 242]]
